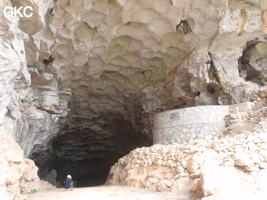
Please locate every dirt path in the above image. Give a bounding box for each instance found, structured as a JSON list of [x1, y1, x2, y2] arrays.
[[24, 185, 191, 200]]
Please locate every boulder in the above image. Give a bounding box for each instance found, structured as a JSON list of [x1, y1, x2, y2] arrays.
[[200, 167, 240, 197], [259, 86, 267, 98], [232, 152, 252, 166]]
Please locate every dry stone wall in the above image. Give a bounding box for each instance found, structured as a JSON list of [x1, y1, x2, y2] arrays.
[[153, 105, 230, 144], [153, 103, 254, 145]]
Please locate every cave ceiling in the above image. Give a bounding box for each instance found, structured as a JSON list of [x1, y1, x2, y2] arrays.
[[20, 0, 267, 148], [6, 0, 267, 185], [24, 0, 205, 136]]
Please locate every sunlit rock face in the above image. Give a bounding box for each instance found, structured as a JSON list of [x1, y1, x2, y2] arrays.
[[2, 0, 267, 189]]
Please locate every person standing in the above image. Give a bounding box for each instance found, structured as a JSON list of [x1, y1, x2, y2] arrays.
[[64, 175, 73, 190]]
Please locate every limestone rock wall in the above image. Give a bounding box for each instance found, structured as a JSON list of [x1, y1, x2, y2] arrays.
[[0, 126, 55, 200], [2, 0, 265, 151], [9, 0, 266, 139], [0, 0, 68, 199]]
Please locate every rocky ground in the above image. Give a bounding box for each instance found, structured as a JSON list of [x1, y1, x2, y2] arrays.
[[24, 186, 187, 200]]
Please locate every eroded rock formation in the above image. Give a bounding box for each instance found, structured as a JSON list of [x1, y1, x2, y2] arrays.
[[0, 126, 55, 200], [2, 0, 267, 199]]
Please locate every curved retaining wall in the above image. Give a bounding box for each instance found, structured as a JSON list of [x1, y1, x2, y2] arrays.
[[153, 105, 230, 144]]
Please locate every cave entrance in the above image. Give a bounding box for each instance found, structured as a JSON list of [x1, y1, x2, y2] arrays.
[[53, 149, 126, 187], [50, 148, 124, 188], [32, 117, 152, 188], [76, 172, 110, 187]]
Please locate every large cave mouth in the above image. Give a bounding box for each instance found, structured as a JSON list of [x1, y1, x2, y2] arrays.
[[31, 115, 152, 188], [19, 0, 197, 188]]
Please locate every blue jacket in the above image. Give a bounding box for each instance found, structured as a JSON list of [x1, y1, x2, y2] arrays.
[[64, 178, 73, 189]]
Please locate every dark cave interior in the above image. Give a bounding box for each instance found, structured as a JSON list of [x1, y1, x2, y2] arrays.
[[31, 117, 152, 187]]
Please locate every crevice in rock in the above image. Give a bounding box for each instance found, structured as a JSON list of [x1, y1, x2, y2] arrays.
[[176, 20, 193, 34], [238, 39, 267, 86], [199, 52, 222, 104], [207, 52, 220, 86]]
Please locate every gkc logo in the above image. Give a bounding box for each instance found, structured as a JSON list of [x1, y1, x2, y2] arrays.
[[4, 6, 33, 18]]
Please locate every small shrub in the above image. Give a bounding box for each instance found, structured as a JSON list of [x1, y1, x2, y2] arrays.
[[30, 189, 38, 194], [20, 189, 24, 195], [31, 96, 42, 108]]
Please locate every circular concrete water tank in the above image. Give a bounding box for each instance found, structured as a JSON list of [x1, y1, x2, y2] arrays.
[[153, 105, 230, 144]]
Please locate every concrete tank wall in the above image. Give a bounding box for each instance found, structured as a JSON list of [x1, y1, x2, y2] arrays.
[[153, 103, 254, 145]]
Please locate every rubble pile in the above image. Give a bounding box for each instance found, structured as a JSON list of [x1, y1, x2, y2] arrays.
[[107, 106, 267, 199]]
